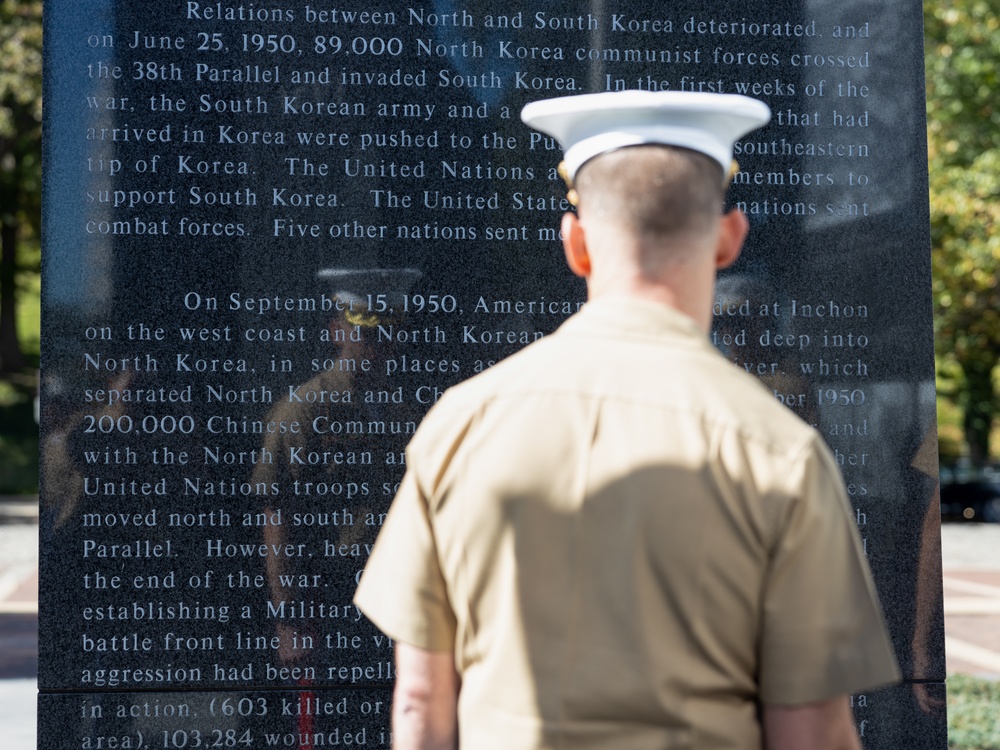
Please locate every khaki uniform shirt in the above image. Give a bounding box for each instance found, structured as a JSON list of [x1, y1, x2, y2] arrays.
[[355, 298, 900, 750]]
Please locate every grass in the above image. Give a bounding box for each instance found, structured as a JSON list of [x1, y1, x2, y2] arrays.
[[949, 674, 1000, 750]]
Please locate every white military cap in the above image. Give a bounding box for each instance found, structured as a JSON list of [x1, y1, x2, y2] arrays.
[[317, 268, 422, 326], [521, 91, 771, 182]]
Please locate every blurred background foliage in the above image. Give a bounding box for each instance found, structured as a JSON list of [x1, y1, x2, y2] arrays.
[[0, 1, 998, 476], [947, 674, 1000, 750], [925, 0, 1000, 465], [0, 0, 41, 494]]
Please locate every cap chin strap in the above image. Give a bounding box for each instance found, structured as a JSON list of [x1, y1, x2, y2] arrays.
[[557, 158, 740, 208], [344, 309, 382, 327], [557, 161, 579, 207], [726, 160, 740, 188]]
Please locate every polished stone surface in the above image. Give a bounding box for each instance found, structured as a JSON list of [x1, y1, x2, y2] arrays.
[[38, 689, 393, 750], [36, 683, 951, 750], [853, 682, 948, 750], [20, 525, 999, 747], [41, 0, 941, 746]]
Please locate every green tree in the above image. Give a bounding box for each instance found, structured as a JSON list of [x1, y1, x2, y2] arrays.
[[0, 0, 42, 373], [925, 1, 1000, 464]]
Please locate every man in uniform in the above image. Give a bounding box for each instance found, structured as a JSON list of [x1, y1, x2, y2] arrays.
[[354, 92, 900, 750], [252, 268, 422, 665]]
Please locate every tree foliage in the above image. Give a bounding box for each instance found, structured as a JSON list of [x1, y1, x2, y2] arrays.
[[925, 1, 1000, 463], [0, 0, 42, 373]]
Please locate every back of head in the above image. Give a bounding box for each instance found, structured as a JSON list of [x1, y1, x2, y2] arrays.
[[521, 91, 770, 267], [575, 145, 724, 255]]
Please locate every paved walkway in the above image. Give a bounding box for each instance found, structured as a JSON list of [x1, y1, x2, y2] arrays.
[[0, 679, 34, 750], [940, 523, 1000, 678], [1, 503, 998, 749], [0, 501, 39, 750]]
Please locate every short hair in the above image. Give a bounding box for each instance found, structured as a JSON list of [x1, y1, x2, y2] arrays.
[[574, 146, 725, 244]]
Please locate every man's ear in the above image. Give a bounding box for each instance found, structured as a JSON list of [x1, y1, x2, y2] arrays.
[[561, 212, 591, 278], [715, 209, 749, 270]]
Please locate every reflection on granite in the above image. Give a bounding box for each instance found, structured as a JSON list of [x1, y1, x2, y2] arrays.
[[38, 690, 393, 750], [38, 683, 948, 750], [854, 682, 948, 750]]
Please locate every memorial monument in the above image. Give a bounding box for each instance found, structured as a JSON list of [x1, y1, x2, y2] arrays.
[[40, 1, 945, 747]]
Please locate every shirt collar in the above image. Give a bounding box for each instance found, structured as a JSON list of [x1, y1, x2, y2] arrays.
[[559, 297, 708, 342]]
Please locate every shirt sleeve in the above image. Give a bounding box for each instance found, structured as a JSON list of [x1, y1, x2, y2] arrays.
[[758, 435, 901, 704], [353, 466, 458, 652]]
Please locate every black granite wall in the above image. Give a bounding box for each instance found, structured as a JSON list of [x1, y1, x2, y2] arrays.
[[40, 1, 945, 747]]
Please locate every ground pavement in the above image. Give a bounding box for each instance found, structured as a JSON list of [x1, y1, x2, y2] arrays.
[[1, 502, 998, 749], [0, 499, 40, 750], [940, 523, 1000, 678]]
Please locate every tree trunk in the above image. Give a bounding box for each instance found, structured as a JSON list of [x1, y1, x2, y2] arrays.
[[961, 357, 996, 467], [0, 217, 25, 373]]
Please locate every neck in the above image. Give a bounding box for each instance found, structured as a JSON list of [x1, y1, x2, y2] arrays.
[[585, 235, 717, 333]]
